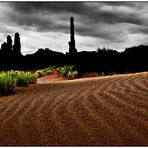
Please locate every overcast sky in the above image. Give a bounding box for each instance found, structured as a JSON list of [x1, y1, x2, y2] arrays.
[[0, 2, 148, 55]]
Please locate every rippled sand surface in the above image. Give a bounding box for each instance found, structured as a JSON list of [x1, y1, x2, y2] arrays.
[[0, 72, 148, 146]]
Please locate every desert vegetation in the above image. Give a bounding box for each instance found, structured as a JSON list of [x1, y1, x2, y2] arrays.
[[0, 70, 38, 94], [0, 72, 17, 95], [59, 65, 78, 79], [0, 65, 79, 95], [35, 66, 57, 77]]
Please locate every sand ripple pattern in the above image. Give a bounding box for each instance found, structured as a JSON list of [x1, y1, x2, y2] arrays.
[[0, 72, 148, 146]]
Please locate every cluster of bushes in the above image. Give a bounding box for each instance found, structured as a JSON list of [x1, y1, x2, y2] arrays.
[[0, 70, 38, 95], [59, 65, 78, 79], [0, 65, 79, 95], [35, 66, 57, 77], [9, 70, 38, 86], [36, 65, 79, 79]]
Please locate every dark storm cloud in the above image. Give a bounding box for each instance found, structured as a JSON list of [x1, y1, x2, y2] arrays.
[[5, 2, 148, 41], [90, 11, 144, 25], [9, 2, 146, 25], [10, 2, 85, 14], [7, 3, 86, 33], [102, 1, 139, 7], [129, 25, 148, 34]]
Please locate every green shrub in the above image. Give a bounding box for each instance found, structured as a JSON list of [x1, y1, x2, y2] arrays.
[[16, 73, 29, 86], [28, 72, 38, 84], [60, 65, 76, 76], [15, 71, 38, 86], [67, 71, 78, 79], [0, 73, 17, 95]]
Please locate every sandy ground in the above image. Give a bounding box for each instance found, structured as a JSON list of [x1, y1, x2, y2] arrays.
[[0, 72, 148, 146]]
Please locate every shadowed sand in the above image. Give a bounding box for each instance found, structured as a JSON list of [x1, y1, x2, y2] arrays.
[[0, 72, 148, 146]]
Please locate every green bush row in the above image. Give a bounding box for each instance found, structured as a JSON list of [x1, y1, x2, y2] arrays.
[[0, 65, 78, 95], [36, 65, 78, 79], [0, 70, 38, 95]]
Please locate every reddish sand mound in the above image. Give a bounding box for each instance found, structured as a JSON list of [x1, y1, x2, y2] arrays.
[[0, 72, 148, 146], [37, 71, 68, 83]]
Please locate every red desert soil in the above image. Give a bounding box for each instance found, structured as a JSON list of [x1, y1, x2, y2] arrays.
[[37, 71, 68, 83], [0, 72, 148, 146]]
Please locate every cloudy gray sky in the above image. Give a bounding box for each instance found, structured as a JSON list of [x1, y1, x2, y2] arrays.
[[0, 1, 148, 55]]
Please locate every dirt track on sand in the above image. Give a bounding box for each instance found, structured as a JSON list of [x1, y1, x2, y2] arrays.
[[0, 72, 148, 146]]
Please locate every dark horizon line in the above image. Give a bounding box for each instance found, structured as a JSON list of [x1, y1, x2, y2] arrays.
[[1, 31, 148, 56]]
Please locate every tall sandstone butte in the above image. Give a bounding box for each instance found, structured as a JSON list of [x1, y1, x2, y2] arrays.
[[68, 17, 77, 54], [13, 32, 22, 56], [7, 35, 13, 55]]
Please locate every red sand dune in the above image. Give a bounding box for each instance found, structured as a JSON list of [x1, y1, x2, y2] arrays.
[[0, 72, 148, 146], [37, 71, 68, 83]]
